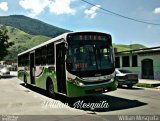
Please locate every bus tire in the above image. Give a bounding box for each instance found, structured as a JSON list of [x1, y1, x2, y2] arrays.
[[127, 84, 133, 88], [47, 80, 56, 98]]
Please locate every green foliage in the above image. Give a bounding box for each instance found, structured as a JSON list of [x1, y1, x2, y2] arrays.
[[113, 43, 146, 52], [135, 83, 155, 88], [0, 15, 70, 37], [0, 15, 69, 61], [4, 26, 51, 61], [0, 25, 13, 60]]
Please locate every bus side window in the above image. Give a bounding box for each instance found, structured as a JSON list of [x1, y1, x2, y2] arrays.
[[24, 53, 29, 67], [41, 46, 47, 65], [47, 43, 54, 65], [35, 48, 42, 66], [18, 56, 22, 67], [18, 53, 29, 67]]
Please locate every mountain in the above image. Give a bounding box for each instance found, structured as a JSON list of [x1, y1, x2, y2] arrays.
[[113, 43, 146, 52], [0, 15, 70, 37], [0, 15, 69, 60]]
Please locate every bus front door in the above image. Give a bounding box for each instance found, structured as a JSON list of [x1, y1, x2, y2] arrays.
[[56, 42, 66, 94], [30, 52, 35, 84]]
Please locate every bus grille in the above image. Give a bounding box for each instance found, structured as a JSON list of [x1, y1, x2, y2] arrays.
[[83, 79, 110, 84], [85, 89, 105, 94]]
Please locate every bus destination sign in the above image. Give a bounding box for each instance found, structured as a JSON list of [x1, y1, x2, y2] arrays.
[[69, 34, 108, 41]]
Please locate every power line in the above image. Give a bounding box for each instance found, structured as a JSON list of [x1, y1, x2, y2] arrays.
[[80, 0, 160, 26]]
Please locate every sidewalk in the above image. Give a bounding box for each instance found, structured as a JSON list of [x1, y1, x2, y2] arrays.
[[138, 79, 160, 89]]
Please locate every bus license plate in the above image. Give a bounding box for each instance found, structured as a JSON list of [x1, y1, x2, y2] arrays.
[[95, 88, 103, 92]]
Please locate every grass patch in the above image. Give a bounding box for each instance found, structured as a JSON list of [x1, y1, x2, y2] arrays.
[[135, 83, 159, 88]]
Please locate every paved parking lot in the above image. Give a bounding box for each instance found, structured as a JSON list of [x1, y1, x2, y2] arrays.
[[0, 77, 160, 121]]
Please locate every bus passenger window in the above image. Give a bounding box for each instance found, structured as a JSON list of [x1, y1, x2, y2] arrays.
[[47, 43, 54, 65]]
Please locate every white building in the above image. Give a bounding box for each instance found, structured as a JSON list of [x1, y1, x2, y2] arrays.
[[115, 47, 160, 80]]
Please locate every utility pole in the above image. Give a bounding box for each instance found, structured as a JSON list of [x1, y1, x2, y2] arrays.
[[130, 40, 132, 54]]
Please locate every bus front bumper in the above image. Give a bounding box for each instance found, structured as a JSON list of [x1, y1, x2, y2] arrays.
[[67, 80, 117, 97]]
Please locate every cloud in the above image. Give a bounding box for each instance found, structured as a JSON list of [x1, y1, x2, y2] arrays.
[[79, 4, 87, 10], [19, 0, 76, 17], [19, 0, 50, 17], [84, 5, 100, 19], [48, 0, 76, 15], [154, 7, 160, 14], [0, 2, 8, 11]]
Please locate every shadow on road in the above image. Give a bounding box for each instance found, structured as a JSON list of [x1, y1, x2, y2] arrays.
[[64, 94, 147, 112], [20, 83, 147, 113]]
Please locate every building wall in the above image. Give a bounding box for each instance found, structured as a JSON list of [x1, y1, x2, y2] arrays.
[[138, 53, 160, 80], [116, 52, 160, 80]]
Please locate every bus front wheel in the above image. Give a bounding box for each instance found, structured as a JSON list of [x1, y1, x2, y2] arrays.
[[47, 81, 56, 98]]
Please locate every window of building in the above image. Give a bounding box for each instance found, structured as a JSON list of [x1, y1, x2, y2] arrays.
[[132, 55, 138, 67], [115, 57, 120, 68], [122, 56, 130, 67]]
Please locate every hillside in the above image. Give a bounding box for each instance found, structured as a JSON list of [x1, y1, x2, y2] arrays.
[[113, 43, 146, 52], [4, 25, 51, 60], [0, 15, 70, 37]]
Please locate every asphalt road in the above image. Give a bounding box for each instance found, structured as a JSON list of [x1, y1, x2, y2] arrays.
[[0, 77, 160, 121]]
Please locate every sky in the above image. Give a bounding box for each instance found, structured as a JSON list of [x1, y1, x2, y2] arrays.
[[0, 0, 160, 47]]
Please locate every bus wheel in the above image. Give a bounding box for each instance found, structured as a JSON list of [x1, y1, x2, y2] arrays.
[[47, 81, 56, 98], [127, 84, 133, 88]]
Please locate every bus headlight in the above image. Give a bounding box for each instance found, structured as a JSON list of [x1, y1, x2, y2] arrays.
[[104, 73, 115, 81], [67, 78, 84, 87], [110, 77, 114, 82]]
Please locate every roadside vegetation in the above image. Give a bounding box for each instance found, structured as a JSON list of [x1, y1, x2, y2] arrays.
[[135, 83, 160, 88], [0, 25, 13, 60]]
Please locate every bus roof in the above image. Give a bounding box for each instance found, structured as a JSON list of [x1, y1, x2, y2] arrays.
[[18, 31, 110, 56]]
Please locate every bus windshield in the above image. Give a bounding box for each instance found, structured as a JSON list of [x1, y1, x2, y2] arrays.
[[66, 34, 114, 77]]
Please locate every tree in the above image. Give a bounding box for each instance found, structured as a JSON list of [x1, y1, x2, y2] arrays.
[[0, 25, 13, 60]]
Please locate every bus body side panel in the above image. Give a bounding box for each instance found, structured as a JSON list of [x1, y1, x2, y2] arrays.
[[33, 66, 58, 93], [27, 71, 31, 84], [18, 67, 30, 83], [18, 70, 24, 81], [34, 66, 46, 89], [18, 65, 59, 94]]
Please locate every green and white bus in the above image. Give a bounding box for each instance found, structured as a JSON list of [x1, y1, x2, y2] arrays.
[[18, 31, 117, 97]]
